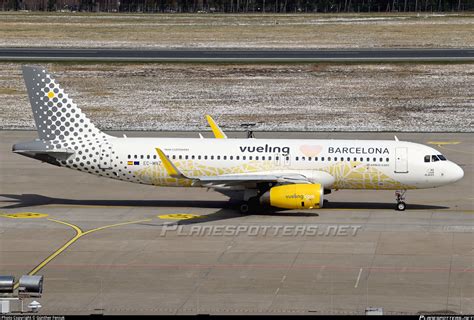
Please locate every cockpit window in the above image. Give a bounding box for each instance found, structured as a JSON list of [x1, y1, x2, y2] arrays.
[[424, 155, 430, 163], [432, 155, 440, 162], [438, 154, 447, 161]]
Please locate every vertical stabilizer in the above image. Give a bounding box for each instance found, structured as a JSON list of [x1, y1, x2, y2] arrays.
[[22, 66, 105, 141]]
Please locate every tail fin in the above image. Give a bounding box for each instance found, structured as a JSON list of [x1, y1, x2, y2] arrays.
[[22, 66, 105, 141]]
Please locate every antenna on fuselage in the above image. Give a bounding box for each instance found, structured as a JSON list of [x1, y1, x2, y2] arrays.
[[394, 135, 399, 141], [240, 123, 256, 138]]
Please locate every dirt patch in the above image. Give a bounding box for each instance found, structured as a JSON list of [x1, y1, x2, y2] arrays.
[[0, 63, 472, 132], [0, 12, 472, 49]]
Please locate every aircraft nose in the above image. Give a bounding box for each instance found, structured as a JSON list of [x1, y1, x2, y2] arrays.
[[450, 163, 464, 183]]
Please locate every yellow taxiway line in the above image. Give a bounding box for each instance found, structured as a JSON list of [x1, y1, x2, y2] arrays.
[[437, 144, 473, 155], [12, 217, 152, 290], [427, 141, 473, 155]]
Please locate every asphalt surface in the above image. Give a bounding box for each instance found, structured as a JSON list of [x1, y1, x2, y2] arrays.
[[0, 131, 472, 315], [0, 48, 473, 62]]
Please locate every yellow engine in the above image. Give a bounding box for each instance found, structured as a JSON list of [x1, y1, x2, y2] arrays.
[[260, 184, 324, 209]]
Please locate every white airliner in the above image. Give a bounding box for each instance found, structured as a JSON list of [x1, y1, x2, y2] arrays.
[[13, 66, 464, 212]]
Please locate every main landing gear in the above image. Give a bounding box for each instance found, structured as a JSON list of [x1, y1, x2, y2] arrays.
[[395, 190, 406, 211], [239, 196, 260, 214]]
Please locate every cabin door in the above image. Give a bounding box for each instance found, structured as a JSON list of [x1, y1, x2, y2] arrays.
[[395, 147, 408, 173]]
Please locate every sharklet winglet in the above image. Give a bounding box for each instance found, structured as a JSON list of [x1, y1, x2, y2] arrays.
[[206, 115, 227, 139], [155, 148, 191, 179]]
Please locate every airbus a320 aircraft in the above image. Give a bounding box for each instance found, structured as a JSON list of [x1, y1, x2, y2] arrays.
[[13, 66, 464, 212]]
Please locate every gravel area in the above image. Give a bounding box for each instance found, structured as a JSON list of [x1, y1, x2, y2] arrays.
[[0, 12, 473, 49], [0, 63, 472, 132]]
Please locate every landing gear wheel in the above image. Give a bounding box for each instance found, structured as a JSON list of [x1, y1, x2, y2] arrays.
[[239, 203, 249, 214], [394, 190, 407, 212], [240, 197, 260, 214], [396, 201, 406, 211]]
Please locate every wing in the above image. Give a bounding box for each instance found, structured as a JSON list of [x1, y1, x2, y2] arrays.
[[155, 148, 311, 187]]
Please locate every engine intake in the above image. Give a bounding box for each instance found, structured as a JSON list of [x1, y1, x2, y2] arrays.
[[260, 183, 324, 209]]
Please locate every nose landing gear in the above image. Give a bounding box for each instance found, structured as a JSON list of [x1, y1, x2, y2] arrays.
[[395, 190, 406, 211]]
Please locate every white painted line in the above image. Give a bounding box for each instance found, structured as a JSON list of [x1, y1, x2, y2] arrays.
[[274, 287, 280, 295], [281, 275, 286, 283], [354, 268, 363, 288]]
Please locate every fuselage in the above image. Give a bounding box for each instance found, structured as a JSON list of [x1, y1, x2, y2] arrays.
[[77, 137, 463, 191]]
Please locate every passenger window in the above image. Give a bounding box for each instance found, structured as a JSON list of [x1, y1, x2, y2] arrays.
[[243, 156, 246, 160], [185, 155, 188, 160], [308, 157, 311, 161], [301, 157, 305, 161], [432, 155, 439, 162], [198, 155, 201, 160], [236, 156, 240, 160], [230, 156, 233, 160], [192, 155, 195, 160], [276, 156, 279, 161], [328, 157, 331, 161], [172, 155, 176, 160], [321, 157, 324, 161], [296, 157, 299, 161], [140, 155, 144, 159], [256, 156, 259, 160], [360, 157, 363, 162], [366, 157, 370, 162], [262, 156, 265, 160], [204, 155, 208, 160], [179, 155, 182, 160], [217, 155, 220, 160], [386, 158, 389, 162], [353, 157, 356, 161], [211, 155, 214, 160], [285, 156, 289, 161], [128, 155, 131, 159], [268, 156, 271, 161], [223, 156, 227, 160], [380, 158, 383, 162], [249, 156, 252, 160], [424, 155, 430, 162], [334, 157, 337, 161], [153, 155, 157, 159]]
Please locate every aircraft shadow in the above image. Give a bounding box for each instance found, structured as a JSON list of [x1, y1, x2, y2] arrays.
[[324, 201, 449, 210], [0, 193, 318, 226], [0, 193, 233, 210], [0, 194, 448, 227]]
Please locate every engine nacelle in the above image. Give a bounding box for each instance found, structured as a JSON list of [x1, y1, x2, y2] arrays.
[[260, 183, 324, 209]]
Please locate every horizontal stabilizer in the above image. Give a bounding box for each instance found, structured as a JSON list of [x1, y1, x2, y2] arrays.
[[13, 149, 74, 160], [12, 140, 74, 162]]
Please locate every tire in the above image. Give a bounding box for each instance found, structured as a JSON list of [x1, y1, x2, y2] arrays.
[[396, 201, 406, 211], [239, 203, 249, 214]]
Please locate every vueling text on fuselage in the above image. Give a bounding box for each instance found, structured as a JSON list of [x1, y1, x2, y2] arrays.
[[239, 145, 290, 154]]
